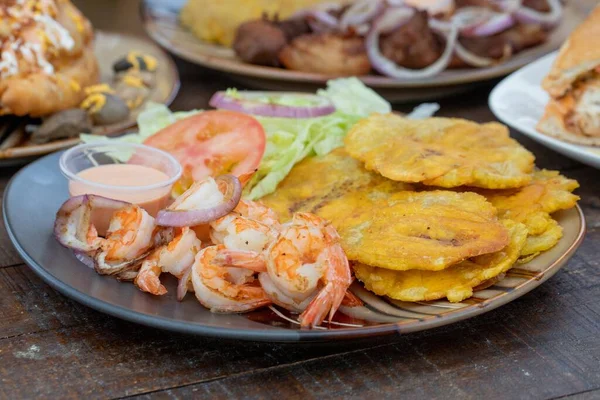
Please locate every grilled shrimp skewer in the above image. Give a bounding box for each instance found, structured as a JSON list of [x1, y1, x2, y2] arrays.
[[94, 205, 158, 275], [208, 199, 281, 272], [134, 227, 201, 295], [191, 245, 271, 313], [216, 212, 353, 327]]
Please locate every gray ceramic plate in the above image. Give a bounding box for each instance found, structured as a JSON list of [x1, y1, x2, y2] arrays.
[[3, 151, 586, 342], [140, 0, 590, 102]]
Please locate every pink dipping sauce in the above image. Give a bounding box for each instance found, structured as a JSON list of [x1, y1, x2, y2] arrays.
[[69, 164, 172, 235]]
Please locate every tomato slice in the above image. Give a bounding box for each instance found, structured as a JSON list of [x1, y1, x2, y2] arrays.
[[144, 110, 266, 183]]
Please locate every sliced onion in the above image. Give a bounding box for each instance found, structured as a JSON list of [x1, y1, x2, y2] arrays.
[[54, 194, 130, 252], [340, 0, 384, 31], [367, 9, 459, 80], [514, 0, 562, 26], [177, 264, 194, 301], [493, 0, 523, 13], [73, 250, 95, 269], [156, 175, 242, 227], [451, 6, 493, 30], [372, 6, 415, 35], [209, 91, 335, 118], [461, 12, 515, 37], [455, 41, 512, 67]]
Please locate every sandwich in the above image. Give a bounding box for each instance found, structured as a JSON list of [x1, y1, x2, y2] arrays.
[[537, 5, 600, 146]]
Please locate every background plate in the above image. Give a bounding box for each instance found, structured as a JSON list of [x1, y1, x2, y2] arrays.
[[0, 31, 180, 165], [490, 52, 600, 170], [140, 0, 588, 102], [2, 150, 586, 342]]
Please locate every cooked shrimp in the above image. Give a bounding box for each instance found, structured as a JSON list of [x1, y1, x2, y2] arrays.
[[94, 205, 157, 275], [135, 227, 201, 295], [234, 200, 281, 229], [191, 245, 271, 313], [265, 213, 352, 327]]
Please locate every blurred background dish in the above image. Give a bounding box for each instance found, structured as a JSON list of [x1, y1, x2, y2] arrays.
[[0, 31, 180, 166], [141, 0, 589, 102], [490, 51, 600, 170]]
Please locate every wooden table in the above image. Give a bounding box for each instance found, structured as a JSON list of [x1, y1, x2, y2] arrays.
[[1, 1, 600, 399]]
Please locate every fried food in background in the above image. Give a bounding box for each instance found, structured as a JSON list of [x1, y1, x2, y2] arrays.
[[180, 0, 327, 47], [354, 220, 527, 303], [345, 114, 535, 189], [0, 0, 99, 117], [262, 148, 412, 221], [279, 34, 371, 76], [537, 5, 600, 145]]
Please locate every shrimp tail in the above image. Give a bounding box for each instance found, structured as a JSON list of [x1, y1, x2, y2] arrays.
[[134, 256, 167, 296], [135, 272, 167, 295], [299, 282, 346, 328], [341, 289, 364, 307], [213, 249, 267, 272]]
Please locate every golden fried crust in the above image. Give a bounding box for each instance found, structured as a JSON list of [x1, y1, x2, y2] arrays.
[[261, 148, 412, 220], [317, 189, 510, 271], [0, 42, 99, 117], [542, 5, 600, 98], [354, 220, 527, 303], [279, 34, 371, 76], [475, 169, 578, 258], [0, 0, 98, 117], [345, 114, 535, 189]]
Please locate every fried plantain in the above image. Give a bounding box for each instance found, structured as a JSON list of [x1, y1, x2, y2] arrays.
[[476, 169, 579, 258], [344, 114, 536, 189], [278, 33, 371, 76], [316, 189, 510, 271], [261, 148, 412, 220], [354, 220, 527, 303]]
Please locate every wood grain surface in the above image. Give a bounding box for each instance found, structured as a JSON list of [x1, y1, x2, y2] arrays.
[[0, 1, 599, 399]]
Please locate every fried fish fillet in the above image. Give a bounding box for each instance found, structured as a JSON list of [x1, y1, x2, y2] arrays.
[[354, 220, 528, 303], [476, 170, 579, 258], [261, 148, 412, 221], [344, 114, 535, 189], [316, 189, 510, 271]]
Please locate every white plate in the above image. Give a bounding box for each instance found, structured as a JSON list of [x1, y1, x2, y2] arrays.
[[489, 51, 600, 169]]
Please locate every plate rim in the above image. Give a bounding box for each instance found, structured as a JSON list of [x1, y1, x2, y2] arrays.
[[0, 30, 181, 163], [2, 152, 587, 342], [489, 51, 600, 168], [139, 0, 582, 89]]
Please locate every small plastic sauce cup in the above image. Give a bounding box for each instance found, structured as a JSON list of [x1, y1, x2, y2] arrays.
[[60, 142, 182, 234]]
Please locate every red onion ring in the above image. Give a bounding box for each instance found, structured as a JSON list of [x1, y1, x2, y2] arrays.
[[455, 41, 512, 67], [177, 264, 194, 301], [366, 9, 459, 80], [514, 0, 562, 26], [209, 91, 336, 118], [461, 12, 515, 37], [340, 0, 385, 31], [156, 175, 242, 227], [54, 194, 130, 252]]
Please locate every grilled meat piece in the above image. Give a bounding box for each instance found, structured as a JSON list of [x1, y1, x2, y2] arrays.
[[277, 17, 311, 41], [233, 19, 287, 66], [379, 10, 443, 70], [450, 23, 547, 67], [279, 33, 371, 76]]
